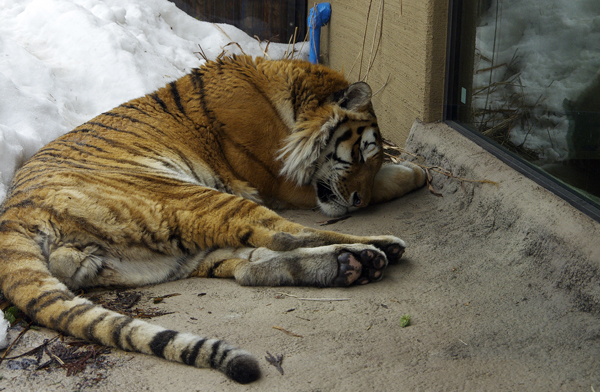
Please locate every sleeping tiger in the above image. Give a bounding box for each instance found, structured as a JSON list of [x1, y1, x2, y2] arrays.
[[0, 55, 425, 383]]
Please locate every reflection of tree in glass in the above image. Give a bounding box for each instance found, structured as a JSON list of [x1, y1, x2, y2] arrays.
[[472, 0, 600, 167]]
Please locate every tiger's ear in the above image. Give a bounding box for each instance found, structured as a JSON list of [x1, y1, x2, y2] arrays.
[[332, 82, 372, 111]]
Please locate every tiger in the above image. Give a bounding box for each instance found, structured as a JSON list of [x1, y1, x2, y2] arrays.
[[0, 55, 426, 383]]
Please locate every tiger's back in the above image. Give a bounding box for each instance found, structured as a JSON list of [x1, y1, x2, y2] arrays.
[[0, 55, 426, 383]]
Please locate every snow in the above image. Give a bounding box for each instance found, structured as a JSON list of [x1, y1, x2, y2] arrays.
[[0, 316, 8, 350], [474, 0, 600, 162], [0, 0, 307, 203]]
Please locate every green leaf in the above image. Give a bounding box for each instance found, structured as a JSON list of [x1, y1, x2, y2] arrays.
[[399, 314, 411, 328], [4, 306, 19, 324]]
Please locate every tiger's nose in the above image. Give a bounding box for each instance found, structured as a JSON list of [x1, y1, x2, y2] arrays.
[[352, 193, 365, 207]]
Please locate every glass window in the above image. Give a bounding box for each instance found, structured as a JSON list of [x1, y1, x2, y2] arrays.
[[169, 0, 307, 43], [446, 0, 600, 212]]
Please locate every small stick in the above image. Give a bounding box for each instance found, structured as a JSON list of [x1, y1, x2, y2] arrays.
[[358, 0, 374, 80], [0, 321, 33, 364], [272, 326, 303, 338], [48, 350, 65, 366], [372, 74, 391, 97], [2, 335, 60, 361], [318, 215, 351, 226], [296, 29, 310, 61], [212, 23, 232, 41], [295, 297, 350, 302], [363, 0, 385, 82], [284, 30, 294, 59], [348, 51, 364, 78], [255, 35, 272, 60], [394, 157, 499, 186], [152, 293, 181, 304], [283, 27, 298, 60], [276, 292, 350, 302], [221, 42, 248, 56], [194, 44, 208, 61]]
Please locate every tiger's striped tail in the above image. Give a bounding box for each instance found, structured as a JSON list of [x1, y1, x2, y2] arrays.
[[0, 233, 260, 383]]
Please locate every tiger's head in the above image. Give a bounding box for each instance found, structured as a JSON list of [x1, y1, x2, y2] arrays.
[[278, 82, 383, 217]]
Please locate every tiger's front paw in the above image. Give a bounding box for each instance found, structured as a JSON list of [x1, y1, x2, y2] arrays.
[[380, 241, 405, 264], [332, 246, 388, 286], [371, 162, 427, 204], [398, 161, 427, 189], [366, 236, 406, 264]]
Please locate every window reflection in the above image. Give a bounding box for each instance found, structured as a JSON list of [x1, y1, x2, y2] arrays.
[[457, 0, 600, 202]]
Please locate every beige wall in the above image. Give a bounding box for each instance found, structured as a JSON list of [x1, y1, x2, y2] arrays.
[[319, 0, 449, 145]]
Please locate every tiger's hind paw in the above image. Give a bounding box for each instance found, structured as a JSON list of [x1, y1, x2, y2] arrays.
[[333, 247, 388, 286]]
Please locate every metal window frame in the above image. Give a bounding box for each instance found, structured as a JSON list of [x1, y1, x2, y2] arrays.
[[443, 0, 600, 223]]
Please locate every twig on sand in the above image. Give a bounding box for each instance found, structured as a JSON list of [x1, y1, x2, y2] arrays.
[[48, 350, 65, 366], [272, 326, 303, 338], [152, 293, 181, 304], [276, 292, 350, 302], [0, 321, 34, 365], [425, 165, 499, 186], [1, 334, 59, 363], [318, 215, 351, 226]]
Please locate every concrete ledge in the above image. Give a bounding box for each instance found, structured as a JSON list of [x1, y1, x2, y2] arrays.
[[405, 119, 600, 314]]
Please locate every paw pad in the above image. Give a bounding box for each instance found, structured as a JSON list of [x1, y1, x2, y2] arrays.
[[333, 247, 388, 287], [333, 253, 363, 286]]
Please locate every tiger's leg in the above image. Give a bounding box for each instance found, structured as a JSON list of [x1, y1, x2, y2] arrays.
[[0, 222, 260, 383], [172, 189, 406, 264], [370, 161, 427, 205], [191, 244, 391, 287]]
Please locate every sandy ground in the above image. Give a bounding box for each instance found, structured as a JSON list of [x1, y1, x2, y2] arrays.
[[1, 121, 599, 391]]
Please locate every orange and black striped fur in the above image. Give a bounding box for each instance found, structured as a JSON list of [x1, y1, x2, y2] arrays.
[[0, 56, 425, 383]]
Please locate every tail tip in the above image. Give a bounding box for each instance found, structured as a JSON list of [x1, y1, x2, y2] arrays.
[[225, 354, 261, 384]]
